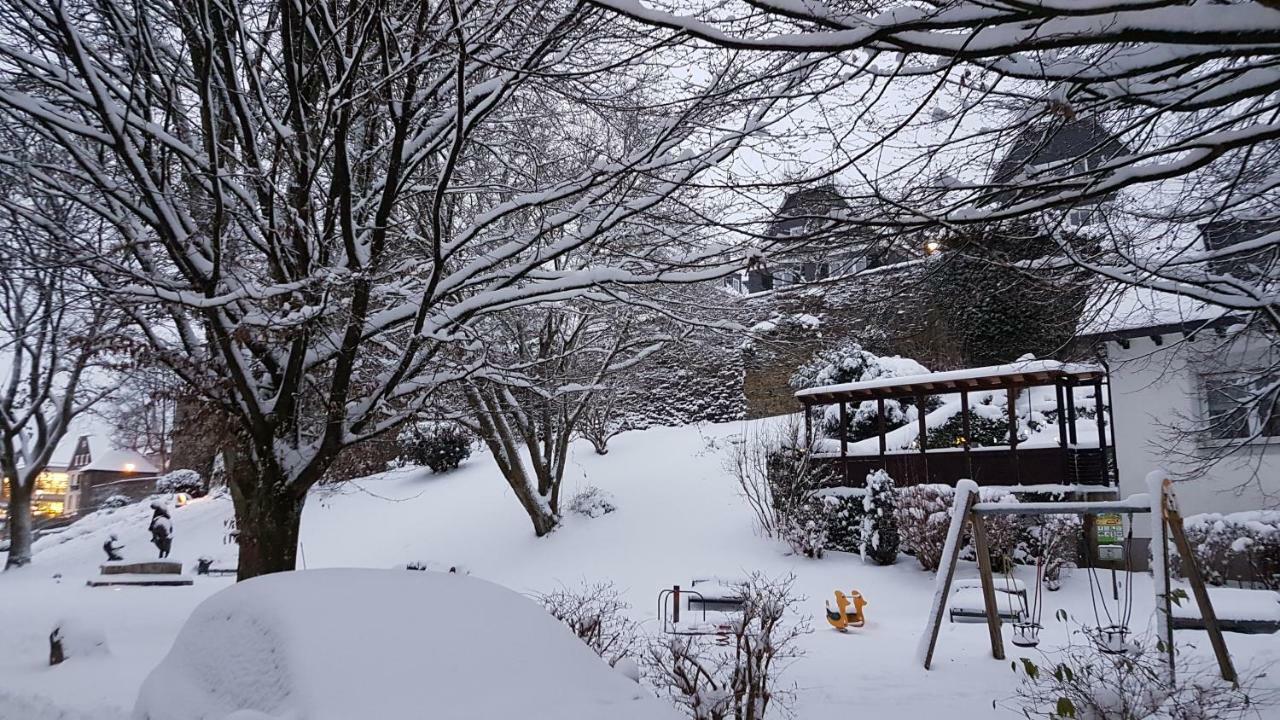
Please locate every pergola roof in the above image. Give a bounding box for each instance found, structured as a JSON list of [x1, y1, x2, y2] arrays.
[[794, 359, 1105, 405]]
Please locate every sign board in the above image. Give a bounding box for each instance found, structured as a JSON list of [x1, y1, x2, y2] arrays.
[[1096, 512, 1124, 545]]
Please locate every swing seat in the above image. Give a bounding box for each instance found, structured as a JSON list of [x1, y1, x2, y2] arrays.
[[947, 589, 1024, 624]]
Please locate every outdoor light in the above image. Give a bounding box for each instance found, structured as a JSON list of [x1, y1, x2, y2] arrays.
[[124, 463, 135, 472], [924, 240, 942, 254]]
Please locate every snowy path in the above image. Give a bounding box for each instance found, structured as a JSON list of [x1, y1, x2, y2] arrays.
[[1, 419, 1276, 719]]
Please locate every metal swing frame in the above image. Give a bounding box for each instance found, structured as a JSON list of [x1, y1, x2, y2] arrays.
[[920, 478, 1237, 683]]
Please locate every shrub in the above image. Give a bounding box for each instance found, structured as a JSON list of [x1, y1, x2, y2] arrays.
[[724, 417, 832, 558], [861, 470, 900, 565], [1171, 511, 1280, 590], [156, 469, 204, 496], [819, 491, 864, 554], [791, 342, 940, 443], [924, 409, 1018, 449], [895, 485, 954, 571], [100, 494, 132, 509], [533, 581, 638, 667], [566, 486, 617, 519], [644, 573, 809, 720], [1018, 514, 1082, 589], [1006, 633, 1270, 720], [402, 424, 472, 473]]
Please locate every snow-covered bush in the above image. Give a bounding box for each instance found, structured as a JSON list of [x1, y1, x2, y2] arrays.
[[895, 485, 954, 571], [861, 470, 899, 565], [924, 408, 1019, 449], [156, 469, 204, 496], [819, 491, 864, 554], [567, 486, 617, 519], [644, 573, 809, 720], [724, 418, 832, 555], [533, 581, 638, 667], [1171, 511, 1280, 590], [100, 494, 132, 510], [1018, 514, 1082, 590], [790, 342, 938, 443], [1007, 634, 1267, 720], [401, 424, 472, 473]]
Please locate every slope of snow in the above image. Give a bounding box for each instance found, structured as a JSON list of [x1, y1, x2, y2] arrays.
[[135, 569, 676, 720], [0, 419, 1276, 720]]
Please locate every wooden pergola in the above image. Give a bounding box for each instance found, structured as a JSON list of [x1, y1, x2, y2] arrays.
[[794, 360, 1118, 487]]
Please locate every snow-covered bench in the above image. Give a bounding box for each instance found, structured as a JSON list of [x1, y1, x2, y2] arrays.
[[948, 583, 1027, 624], [687, 576, 746, 612], [1171, 587, 1280, 635]]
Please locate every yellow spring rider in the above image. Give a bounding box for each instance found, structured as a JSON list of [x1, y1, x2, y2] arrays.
[[825, 590, 867, 632]]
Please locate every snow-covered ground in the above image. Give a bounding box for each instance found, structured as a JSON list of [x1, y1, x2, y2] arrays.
[[1, 418, 1276, 719]]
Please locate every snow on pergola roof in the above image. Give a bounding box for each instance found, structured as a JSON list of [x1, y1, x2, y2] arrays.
[[80, 448, 159, 474], [794, 359, 1104, 404]]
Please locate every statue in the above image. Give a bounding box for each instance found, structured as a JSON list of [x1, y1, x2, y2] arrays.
[[149, 502, 173, 559], [102, 534, 123, 562]]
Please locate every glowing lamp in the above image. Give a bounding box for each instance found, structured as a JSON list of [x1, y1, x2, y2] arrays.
[[124, 463, 136, 472]]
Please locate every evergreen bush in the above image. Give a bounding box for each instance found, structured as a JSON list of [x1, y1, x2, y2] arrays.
[[861, 470, 900, 565], [402, 424, 473, 473]]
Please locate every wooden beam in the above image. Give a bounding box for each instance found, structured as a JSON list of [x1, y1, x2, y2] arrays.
[[960, 389, 973, 479], [1164, 485, 1237, 683], [1007, 387, 1020, 484], [922, 490, 977, 670], [972, 514, 1006, 661]]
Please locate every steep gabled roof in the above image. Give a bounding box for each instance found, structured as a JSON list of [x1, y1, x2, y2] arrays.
[[80, 448, 160, 474], [991, 117, 1127, 193]]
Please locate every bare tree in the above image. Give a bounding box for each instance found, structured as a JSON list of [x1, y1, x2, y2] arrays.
[[0, 0, 809, 577], [460, 303, 668, 535], [0, 178, 118, 569]]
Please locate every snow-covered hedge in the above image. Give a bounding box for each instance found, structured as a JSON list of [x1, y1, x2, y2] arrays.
[[156, 469, 204, 496], [1171, 511, 1280, 590]]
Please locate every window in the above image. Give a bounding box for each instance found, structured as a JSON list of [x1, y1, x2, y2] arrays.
[[1203, 374, 1280, 440]]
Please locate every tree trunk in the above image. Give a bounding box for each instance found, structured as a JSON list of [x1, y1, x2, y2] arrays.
[[228, 453, 305, 581], [4, 480, 33, 570]]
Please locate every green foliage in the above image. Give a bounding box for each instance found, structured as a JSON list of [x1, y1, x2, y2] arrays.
[[930, 220, 1092, 366], [822, 494, 864, 554], [924, 410, 1016, 449]]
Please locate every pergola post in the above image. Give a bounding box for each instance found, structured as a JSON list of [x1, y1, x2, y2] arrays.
[[877, 398, 887, 457], [1065, 381, 1078, 445], [1094, 380, 1109, 484], [839, 401, 849, 485], [960, 389, 973, 480], [1007, 387, 1020, 485], [1055, 381, 1070, 484], [916, 393, 929, 483]]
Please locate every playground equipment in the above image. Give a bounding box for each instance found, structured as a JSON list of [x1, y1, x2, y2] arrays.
[[825, 590, 867, 632], [658, 585, 734, 638], [919, 474, 1236, 684]]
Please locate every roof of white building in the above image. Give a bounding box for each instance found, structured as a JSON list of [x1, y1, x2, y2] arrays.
[[79, 448, 160, 474], [795, 358, 1104, 402], [1076, 284, 1227, 338]]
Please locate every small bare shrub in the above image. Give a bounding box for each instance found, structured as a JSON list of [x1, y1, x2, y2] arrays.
[[895, 485, 954, 571], [1006, 634, 1271, 720], [567, 486, 617, 518], [644, 573, 809, 720], [724, 417, 831, 557], [533, 581, 638, 667]]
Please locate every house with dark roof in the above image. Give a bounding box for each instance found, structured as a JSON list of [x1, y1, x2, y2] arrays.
[[990, 116, 1127, 226], [67, 448, 162, 513], [733, 186, 910, 294]]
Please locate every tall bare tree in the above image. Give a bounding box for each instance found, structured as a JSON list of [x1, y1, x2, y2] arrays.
[[0, 0, 808, 577]]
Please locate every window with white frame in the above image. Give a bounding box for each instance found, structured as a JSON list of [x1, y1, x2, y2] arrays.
[[1202, 373, 1280, 440]]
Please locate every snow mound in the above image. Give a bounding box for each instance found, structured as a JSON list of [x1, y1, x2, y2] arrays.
[[134, 568, 676, 720]]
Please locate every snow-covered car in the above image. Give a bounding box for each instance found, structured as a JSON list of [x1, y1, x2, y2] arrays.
[[135, 568, 673, 720]]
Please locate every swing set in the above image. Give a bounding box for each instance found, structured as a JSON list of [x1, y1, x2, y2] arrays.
[[920, 474, 1237, 683]]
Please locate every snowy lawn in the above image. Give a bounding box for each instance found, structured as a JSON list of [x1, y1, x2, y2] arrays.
[[2, 419, 1277, 719]]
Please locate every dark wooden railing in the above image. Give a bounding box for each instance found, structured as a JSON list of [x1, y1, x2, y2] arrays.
[[816, 446, 1112, 488]]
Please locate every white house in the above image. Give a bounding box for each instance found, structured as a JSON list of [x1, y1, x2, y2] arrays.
[[1077, 285, 1278, 554]]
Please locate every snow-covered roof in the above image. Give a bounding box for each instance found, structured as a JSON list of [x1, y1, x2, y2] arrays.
[[795, 359, 1103, 402], [1076, 284, 1227, 338], [48, 432, 111, 470], [79, 448, 159, 474]]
